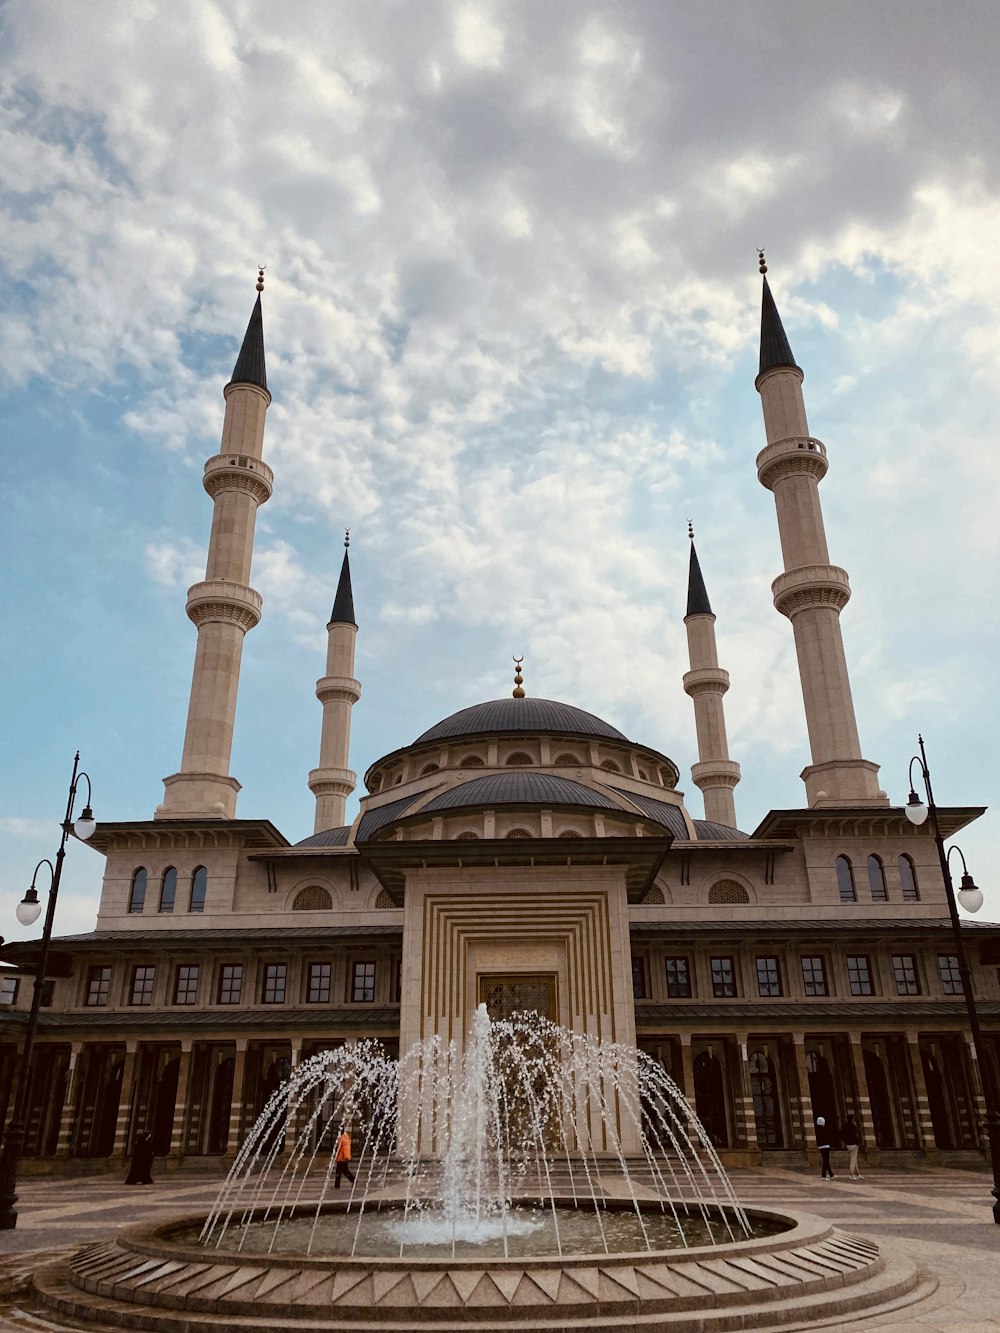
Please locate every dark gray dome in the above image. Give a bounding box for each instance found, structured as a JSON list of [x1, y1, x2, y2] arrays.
[[422, 773, 619, 813], [416, 698, 627, 744], [294, 826, 351, 848]]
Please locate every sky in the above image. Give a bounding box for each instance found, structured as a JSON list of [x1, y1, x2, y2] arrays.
[[2, 0, 999, 939]]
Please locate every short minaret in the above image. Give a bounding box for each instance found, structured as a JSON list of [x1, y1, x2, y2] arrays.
[[308, 533, 361, 832], [754, 252, 883, 807], [681, 526, 741, 827], [157, 270, 274, 819]]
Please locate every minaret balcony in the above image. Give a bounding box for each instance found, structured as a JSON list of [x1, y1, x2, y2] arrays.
[[682, 666, 731, 697], [203, 452, 274, 504], [756, 436, 828, 490], [185, 579, 263, 631], [308, 767, 357, 799], [772, 564, 851, 619], [691, 759, 742, 791], [316, 674, 362, 706]]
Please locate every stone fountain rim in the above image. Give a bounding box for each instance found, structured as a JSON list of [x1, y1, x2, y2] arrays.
[[122, 1199, 825, 1271]]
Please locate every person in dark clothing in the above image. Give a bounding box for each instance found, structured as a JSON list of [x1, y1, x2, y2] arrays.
[[840, 1117, 862, 1179], [815, 1117, 834, 1179], [125, 1131, 155, 1185]]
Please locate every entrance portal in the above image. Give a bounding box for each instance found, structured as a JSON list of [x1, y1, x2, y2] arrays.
[[478, 974, 558, 1022]]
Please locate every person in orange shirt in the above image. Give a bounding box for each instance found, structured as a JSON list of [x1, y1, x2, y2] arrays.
[[334, 1125, 354, 1188]]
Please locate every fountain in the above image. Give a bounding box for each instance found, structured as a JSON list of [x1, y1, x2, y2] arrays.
[[31, 1008, 924, 1331]]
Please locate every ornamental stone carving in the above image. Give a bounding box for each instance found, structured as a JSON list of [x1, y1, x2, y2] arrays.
[[682, 665, 731, 697], [315, 675, 362, 706], [771, 564, 851, 619], [185, 579, 263, 631], [203, 452, 274, 505], [756, 436, 829, 491]]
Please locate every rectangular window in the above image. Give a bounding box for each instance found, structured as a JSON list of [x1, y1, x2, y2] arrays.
[[664, 957, 691, 999], [85, 966, 112, 1007], [173, 964, 199, 1005], [0, 976, 20, 1005], [937, 954, 964, 995], [800, 956, 829, 997], [217, 963, 243, 1005], [351, 960, 376, 1003], [756, 955, 782, 997], [262, 963, 287, 1004], [129, 965, 155, 1006], [307, 961, 331, 1004], [847, 955, 874, 996], [892, 954, 920, 996], [631, 956, 646, 999], [393, 959, 402, 1003], [710, 956, 737, 998]]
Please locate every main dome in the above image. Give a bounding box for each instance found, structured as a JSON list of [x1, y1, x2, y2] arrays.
[[415, 698, 628, 744]]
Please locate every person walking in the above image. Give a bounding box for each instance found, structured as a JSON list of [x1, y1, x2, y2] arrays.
[[841, 1116, 862, 1179], [125, 1130, 155, 1185], [815, 1116, 834, 1179], [334, 1125, 355, 1189]]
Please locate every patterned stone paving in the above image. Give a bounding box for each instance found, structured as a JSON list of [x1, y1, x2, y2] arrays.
[[0, 1165, 997, 1329]]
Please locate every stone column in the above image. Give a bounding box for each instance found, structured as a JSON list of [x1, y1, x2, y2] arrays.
[[964, 1033, 986, 1149], [225, 1040, 249, 1161], [905, 1032, 937, 1156], [54, 1041, 84, 1159], [848, 1034, 877, 1151], [678, 1035, 695, 1105], [734, 1034, 760, 1156], [112, 1042, 139, 1160], [789, 1034, 813, 1151], [168, 1042, 194, 1161]]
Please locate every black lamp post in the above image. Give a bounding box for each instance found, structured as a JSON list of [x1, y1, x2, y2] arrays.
[[905, 734, 1000, 1223], [0, 752, 95, 1230]]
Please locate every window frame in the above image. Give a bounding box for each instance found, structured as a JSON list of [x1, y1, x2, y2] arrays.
[[189, 866, 207, 913], [85, 965, 112, 1007], [899, 854, 920, 902], [0, 976, 20, 1006], [158, 866, 177, 913], [128, 867, 147, 914], [631, 956, 646, 999], [866, 855, 889, 903], [350, 960, 376, 1004], [173, 963, 200, 1005], [306, 960, 332, 1004], [710, 956, 737, 998], [217, 962, 244, 1006], [129, 964, 156, 1007], [891, 953, 920, 996], [664, 956, 692, 999], [261, 962, 288, 1005], [937, 953, 963, 995], [847, 954, 875, 996], [800, 955, 829, 997], [755, 955, 783, 998], [835, 856, 856, 904]]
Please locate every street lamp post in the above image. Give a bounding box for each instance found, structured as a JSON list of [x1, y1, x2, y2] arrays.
[[0, 752, 95, 1230], [905, 734, 1000, 1224]]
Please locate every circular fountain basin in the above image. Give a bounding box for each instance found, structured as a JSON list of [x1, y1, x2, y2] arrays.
[[31, 1199, 925, 1332]]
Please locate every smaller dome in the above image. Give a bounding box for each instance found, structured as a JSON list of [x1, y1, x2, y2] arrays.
[[416, 698, 628, 744]]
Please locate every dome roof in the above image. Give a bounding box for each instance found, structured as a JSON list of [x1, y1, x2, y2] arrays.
[[415, 698, 628, 744], [421, 772, 620, 814]]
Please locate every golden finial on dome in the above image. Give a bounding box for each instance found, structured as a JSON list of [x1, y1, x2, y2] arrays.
[[757, 248, 767, 275], [512, 655, 526, 699], [256, 264, 266, 292]]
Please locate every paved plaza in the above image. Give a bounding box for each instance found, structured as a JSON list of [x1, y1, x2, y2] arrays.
[[0, 1164, 997, 1330]]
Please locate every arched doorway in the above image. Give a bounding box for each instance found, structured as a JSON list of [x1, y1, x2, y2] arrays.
[[806, 1049, 837, 1132], [921, 1048, 955, 1149], [207, 1055, 235, 1155], [694, 1050, 728, 1148], [863, 1049, 896, 1149], [93, 1059, 124, 1157], [152, 1057, 180, 1156], [749, 1050, 784, 1147]]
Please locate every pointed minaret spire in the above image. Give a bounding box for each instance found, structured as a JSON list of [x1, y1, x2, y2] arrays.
[[686, 522, 713, 617], [754, 257, 883, 807], [230, 266, 268, 391], [329, 530, 357, 626], [158, 271, 274, 819], [309, 531, 361, 832], [682, 526, 741, 828]]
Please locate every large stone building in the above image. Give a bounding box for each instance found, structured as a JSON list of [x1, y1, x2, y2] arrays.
[[2, 264, 998, 1173]]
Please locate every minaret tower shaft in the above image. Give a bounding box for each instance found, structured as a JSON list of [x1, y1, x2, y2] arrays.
[[682, 529, 741, 827], [157, 271, 274, 820], [308, 534, 360, 831], [754, 254, 882, 807]]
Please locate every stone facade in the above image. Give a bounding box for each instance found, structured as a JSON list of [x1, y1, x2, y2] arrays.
[[2, 273, 997, 1174]]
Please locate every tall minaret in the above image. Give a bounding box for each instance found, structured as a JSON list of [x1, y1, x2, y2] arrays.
[[754, 253, 883, 807], [308, 533, 361, 832], [157, 270, 273, 820], [682, 526, 741, 827]]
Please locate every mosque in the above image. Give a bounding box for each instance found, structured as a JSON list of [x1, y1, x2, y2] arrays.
[[2, 262, 998, 1172]]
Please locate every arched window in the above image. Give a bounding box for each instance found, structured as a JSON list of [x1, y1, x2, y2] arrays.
[[420, 763, 439, 776], [600, 759, 621, 773], [368, 775, 382, 793], [835, 856, 857, 903], [189, 866, 207, 913], [292, 886, 332, 911], [867, 855, 888, 902], [638, 768, 650, 781], [459, 755, 485, 769], [553, 753, 581, 767], [708, 879, 750, 904], [393, 774, 402, 784], [899, 854, 920, 902], [557, 829, 583, 839], [505, 752, 533, 766], [128, 868, 147, 914], [456, 831, 480, 840], [505, 828, 532, 839], [158, 867, 177, 913]]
